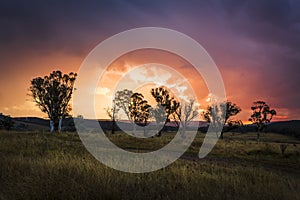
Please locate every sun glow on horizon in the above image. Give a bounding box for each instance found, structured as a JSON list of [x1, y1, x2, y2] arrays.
[[94, 62, 208, 120]]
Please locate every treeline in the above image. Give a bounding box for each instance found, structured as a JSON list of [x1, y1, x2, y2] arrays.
[[106, 87, 198, 137], [25, 71, 278, 142]]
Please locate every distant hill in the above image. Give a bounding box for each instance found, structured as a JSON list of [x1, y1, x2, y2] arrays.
[[265, 120, 300, 138], [14, 117, 49, 126], [7, 117, 300, 138], [12, 117, 49, 131]]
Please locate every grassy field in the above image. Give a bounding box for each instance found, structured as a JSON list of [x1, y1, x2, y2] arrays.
[[0, 130, 299, 199]]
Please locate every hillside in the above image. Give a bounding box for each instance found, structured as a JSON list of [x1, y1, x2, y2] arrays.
[[7, 117, 300, 139], [265, 120, 300, 138]]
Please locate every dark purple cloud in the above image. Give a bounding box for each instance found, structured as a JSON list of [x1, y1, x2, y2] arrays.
[[0, 0, 299, 119]]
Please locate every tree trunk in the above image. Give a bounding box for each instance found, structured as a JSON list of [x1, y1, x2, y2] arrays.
[[156, 122, 163, 137], [50, 120, 54, 133], [257, 124, 263, 143], [53, 119, 59, 132], [143, 126, 146, 137], [157, 130, 162, 137], [111, 119, 115, 134], [180, 127, 186, 139], [58, 118, 63, 132], [143, 120, 148, 137], [133, 123, 136, 135], [220, 131, 224, 139]]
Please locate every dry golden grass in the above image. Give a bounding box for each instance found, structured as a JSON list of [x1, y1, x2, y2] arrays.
[[0, 130, 299, 199]]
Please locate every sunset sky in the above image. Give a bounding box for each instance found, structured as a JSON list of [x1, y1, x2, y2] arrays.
[[0, 0, 300, 122]]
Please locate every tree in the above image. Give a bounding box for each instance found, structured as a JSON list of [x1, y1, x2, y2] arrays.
[[151, 87, 180, 136], [114, 89, 133, 122], [150, 104, 168, 135], [106, 100, 119, 134], [249, 101, 277, 142], [0, 113, 14, 130], [29, 70, 77, 132], [202, 101, 241, 139], [226, 120, 244, 134], [128, 93, 151, 135], [174, 99, 199, 137]]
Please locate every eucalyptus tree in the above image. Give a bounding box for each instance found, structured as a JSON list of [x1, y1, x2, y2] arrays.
[[114, 89, 133, 122], [29, 70, 77, 132], [151, 87, 180, 136], [129, 92, 151, 135], [249, 101, 276, 142], [202, 101, 241, 139]]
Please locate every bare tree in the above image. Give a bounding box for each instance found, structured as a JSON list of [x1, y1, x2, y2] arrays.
[[173, 99, 199, 137], [106, 100, 119, 134]]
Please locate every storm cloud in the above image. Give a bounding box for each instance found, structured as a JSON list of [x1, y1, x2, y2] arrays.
[[0, 0, 299, 120]]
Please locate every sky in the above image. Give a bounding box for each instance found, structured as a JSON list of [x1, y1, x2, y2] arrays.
[[93, 49, 209, 120], [0, 0, 300, 122]]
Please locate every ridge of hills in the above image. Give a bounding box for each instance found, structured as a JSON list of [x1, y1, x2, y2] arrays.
[[8, 117, 300, 138]]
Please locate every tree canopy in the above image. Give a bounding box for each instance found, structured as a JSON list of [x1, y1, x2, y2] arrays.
[[29, 70, 77, 132], [249, 101, 277, 142], [129, 92, 151, 126], [114, 89, 133, 122], [151, 87, 180, 136], [151, 87, 180, 122], [202, 101, 241, 139]]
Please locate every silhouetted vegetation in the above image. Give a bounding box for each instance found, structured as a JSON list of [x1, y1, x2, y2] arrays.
[[202, 101, 241, 139], [129, 92, 151, 135], [174, 99, 199, 137], [29, 71, 77, 132], [151, 86, 180, 136], [113, 89, 133, 122], [0, 113, 14, 130], [249, 101, 277, 142], [106, 100, 119, 134]]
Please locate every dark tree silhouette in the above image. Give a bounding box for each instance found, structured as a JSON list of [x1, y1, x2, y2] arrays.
[[0, 113, 14, 130], [249, 101, 277, 142], [226, 120, 244, 134], [29, 71, 77, 132], [151, 86, 180, 136], [173, 99, 199, 137], [114, 89, 133, 122], [129, 92, 151, 135], [150, 104, 167, 135], [202, 101, 241, 139], [106, 100, 119, 134]]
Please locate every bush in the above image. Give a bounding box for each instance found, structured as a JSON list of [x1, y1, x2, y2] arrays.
[[0, 113, 14, 130]]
